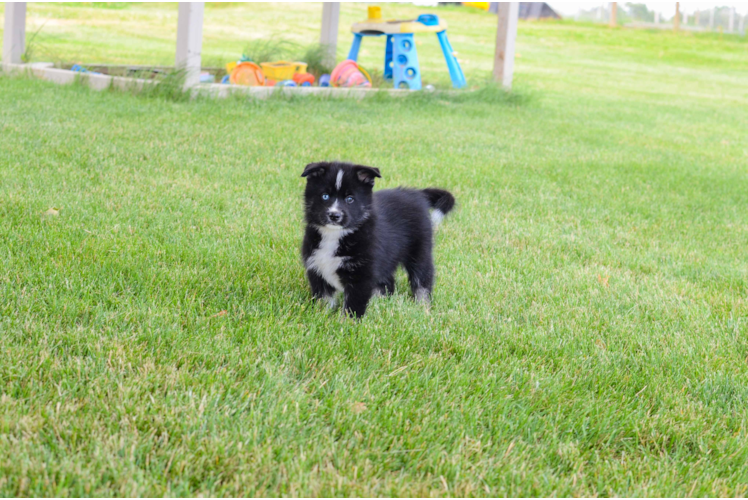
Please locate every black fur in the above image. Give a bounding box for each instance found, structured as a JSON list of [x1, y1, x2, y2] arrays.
[[301, 161, 455, 318]]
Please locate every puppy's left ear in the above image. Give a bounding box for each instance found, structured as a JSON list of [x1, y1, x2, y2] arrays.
[[301, 162, 330, 178], [353, 165, 381, 186]]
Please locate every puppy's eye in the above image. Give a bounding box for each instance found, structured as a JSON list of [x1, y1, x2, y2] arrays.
[[345, 196, 355, 204], [321, 193, 330, 201]]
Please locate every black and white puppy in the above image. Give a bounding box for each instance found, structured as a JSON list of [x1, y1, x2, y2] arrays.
[[301, 161, 455, 318]]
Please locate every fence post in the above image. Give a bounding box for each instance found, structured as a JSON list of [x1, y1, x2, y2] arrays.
[[728, 7, 735, 33], [609, 3, 617, 27], [175, 2, 204, 88], [674, 2, 680, 31], [2, 2, 27, 66], [320, 2, 340, 69], [493, 2, 519, 90], [709, 7, 715, 31], [740, 13, 746, 35]]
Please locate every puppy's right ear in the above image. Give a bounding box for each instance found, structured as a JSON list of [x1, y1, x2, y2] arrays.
[[301, 162, 330, 178]]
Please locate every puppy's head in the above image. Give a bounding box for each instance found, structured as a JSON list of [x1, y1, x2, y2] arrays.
[[301, 161, 381, 230]]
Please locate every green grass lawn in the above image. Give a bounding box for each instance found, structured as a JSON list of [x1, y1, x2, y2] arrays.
[[2, 2, 748, 497]]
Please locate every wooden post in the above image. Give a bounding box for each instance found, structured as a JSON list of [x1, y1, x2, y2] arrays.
[[609, 2, 617, 27], [740, 13, 746, 35], [3, 2, 27, 66], [694, 10, 700, 27], [654, 11, 660, 25], [674, 2, 680, 31], [320, 2, 340, 69], [493, 2, 519, 90], [175, 2, 204, 88], [728, 7, 735, 33], [709, 7, 715, 31]]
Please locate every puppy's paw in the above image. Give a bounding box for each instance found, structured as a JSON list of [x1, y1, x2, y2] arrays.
[[315, 294, 338, 309], [341, 306, 365, 320], [324, 295, 338, 309], [414, 288, 431, 304]]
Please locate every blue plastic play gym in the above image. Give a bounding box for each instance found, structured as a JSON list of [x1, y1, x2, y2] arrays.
[[346, 7, 466, 90]]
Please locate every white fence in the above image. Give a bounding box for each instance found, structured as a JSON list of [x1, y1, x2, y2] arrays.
[[574, 2, 748, 36]]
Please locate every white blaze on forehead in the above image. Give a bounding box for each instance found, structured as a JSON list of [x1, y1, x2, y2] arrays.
[[335, 169, 344, 191], [329, 199, 341, 214]]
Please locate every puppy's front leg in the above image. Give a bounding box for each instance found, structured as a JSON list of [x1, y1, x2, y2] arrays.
[[308, 270, 338, 308], [343, 284, 373, 319]]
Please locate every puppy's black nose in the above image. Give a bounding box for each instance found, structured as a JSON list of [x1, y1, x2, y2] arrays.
[[328, 211, 343, 223]]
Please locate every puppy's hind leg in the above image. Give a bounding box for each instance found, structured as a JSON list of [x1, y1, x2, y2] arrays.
[[405, 256, 435, 304]]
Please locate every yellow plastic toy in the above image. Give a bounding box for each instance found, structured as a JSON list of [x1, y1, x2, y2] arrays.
[[260, 61, 308, 81], [351, 5, 448, 34], [463, 2, 490, 11]]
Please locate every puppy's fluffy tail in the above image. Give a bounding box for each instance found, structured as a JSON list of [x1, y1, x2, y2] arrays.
[[422, 188, 455, 228]]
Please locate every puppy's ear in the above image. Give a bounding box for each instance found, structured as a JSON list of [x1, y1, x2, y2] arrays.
[[353, 165, 381, 186], [301, 162, 330, 178]]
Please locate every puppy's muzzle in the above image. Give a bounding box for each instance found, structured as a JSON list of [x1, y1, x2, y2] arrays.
[[327, 210, 343, 224]]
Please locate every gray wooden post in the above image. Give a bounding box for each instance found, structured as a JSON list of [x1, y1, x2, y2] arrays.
[[709, 7, 715, 31], [3, 2, 27, 66], [320, 2, 340, 68], [493, 2, 519, 90], [175, 2, 204, 88], [740, 13, 746, 35], [728, 7, 735, 33]]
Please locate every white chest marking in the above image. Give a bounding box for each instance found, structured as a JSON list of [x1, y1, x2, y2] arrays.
[[306, 226, 351, 292], [335, 169, 344, 191]]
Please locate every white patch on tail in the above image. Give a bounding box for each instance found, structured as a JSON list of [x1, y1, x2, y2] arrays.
[[335, 169, 344, 191], [431, 209, 444, 228]]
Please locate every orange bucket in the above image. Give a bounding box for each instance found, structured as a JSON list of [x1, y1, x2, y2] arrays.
[[229, 61, 265, 86]]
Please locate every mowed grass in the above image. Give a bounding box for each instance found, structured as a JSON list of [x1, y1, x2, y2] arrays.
[[2, 3, 748, 497]]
